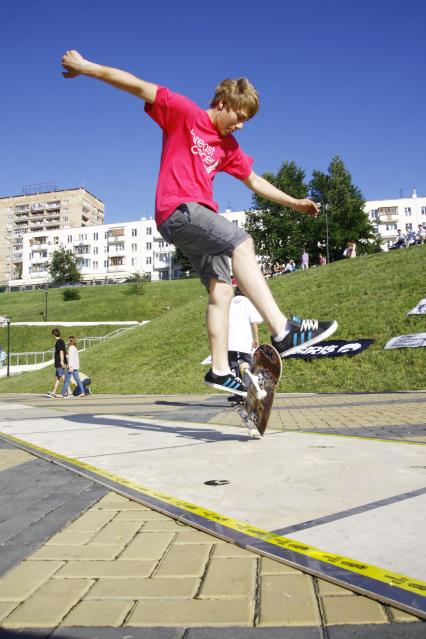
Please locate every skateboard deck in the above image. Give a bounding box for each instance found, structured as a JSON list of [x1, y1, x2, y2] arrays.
[[238, 343, 282, 437]]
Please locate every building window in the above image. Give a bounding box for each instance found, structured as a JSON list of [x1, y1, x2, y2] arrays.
[[68, 235, 72, 243], [146, 256, 152, 264], [132, 228, 137, 237], [146, 227, 152, 236], [405, 223, 413, 230], [131, 258, 136, 266], [104, 260, 108, 268], [132, 243, 137, 252], [93, 232, 98, 240], [93, 261, 98, 269], [109, 228, 124, 237], [421, 207, 426, 215], [146, 242, 152, 250], [404, 207, 412, 216], [93, 246, 98, 254]]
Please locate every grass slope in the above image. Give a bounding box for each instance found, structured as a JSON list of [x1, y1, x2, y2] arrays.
[[0, 246, 425, 394]]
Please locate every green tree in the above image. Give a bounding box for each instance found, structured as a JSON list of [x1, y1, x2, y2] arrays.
[[309, 156, 380, 261], [47, 247, 81, 285], [244, 160, 313, 266], [172, 247, 193, 274]]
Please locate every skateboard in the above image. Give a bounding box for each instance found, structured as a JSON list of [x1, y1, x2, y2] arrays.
[[238, 344, 282, 438]]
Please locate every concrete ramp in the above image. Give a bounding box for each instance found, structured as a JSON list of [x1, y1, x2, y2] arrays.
[[0, 408, 425, 618]]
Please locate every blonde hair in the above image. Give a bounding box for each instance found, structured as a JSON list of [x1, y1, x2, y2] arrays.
[[210, 78, 259, 119], [67, 336, 77, 346]]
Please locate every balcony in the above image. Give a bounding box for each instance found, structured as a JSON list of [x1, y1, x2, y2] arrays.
[[107, 264, 127, 272], [153, 253, 171, 271], [108, 235, 125, 243]]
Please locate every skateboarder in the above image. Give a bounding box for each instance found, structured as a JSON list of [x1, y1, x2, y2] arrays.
[[61, 50, 337, 396]]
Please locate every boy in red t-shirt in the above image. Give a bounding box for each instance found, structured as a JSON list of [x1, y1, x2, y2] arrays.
[[61, 50, 337, 396]]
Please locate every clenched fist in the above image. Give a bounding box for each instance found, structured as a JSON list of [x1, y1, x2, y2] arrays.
[[61, 50, 87, 78]]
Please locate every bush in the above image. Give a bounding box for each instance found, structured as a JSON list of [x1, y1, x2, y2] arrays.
[[126, 272, 147, 296], [62, 289, 81, 301]]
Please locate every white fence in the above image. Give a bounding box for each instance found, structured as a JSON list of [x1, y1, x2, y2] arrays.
[[0, 323, 148, 377]]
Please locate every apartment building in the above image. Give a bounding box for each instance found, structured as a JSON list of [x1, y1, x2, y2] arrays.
[[0, 187, 104, 284], [9, 210, 247, 289], [365, 189, 426, 249]]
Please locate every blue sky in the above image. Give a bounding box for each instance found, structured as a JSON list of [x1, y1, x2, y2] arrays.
[[1, 0, 425, 223]]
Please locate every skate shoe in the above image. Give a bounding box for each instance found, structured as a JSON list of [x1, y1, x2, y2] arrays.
[[204, 369, 247, 397], [272, 316, 338, 358]]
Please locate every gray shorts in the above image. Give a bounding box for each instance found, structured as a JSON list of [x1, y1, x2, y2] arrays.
[[158, 203, 250, 289]]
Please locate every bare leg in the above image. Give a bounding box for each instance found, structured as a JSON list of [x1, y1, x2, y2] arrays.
[[232, 238, 287, 336], [52, 376, 62, 395], [207, 279, 234, 372]]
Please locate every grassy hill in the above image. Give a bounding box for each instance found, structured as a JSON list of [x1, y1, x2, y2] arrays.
[[0, 245, 425, 394]]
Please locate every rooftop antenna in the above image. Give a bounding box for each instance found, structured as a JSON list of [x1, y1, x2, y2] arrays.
[[399, 188, 404, 199]]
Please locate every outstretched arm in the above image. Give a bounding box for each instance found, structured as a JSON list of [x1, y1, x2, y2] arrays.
[[61, 50, 158, 103], [243, 171, 319, 217]]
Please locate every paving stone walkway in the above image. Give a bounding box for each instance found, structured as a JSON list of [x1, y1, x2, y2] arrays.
[[0, 392, 425, 638]]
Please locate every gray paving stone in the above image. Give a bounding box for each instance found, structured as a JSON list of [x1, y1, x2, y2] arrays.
[[187, 629, 322, 638], [44, 486, 107, 521], [0, 495, 82, 541], [327, 622, 426, 639], [0, 545, 36, 575], [0, 456, 107, 576], [4, 516, 77, 547]]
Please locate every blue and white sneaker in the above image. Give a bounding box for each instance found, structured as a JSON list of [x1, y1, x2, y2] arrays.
[[204, 369, 247, 397], [272, 316, 338, 358]]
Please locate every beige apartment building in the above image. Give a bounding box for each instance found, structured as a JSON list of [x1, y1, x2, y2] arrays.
[[0, 187, 104, 285]]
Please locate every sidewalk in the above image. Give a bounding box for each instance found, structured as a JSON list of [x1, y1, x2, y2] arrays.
[[0, 391, 425, 638]]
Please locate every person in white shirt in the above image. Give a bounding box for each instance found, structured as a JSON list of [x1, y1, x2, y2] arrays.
[[227, 287, 263, 391], [60, 336, 86, 398]]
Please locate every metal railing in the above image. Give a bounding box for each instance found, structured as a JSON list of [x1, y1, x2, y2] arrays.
[[7, 325, 139, 367]]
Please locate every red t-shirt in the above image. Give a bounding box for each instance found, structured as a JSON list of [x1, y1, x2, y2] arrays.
[[145, 87, 254, 226]]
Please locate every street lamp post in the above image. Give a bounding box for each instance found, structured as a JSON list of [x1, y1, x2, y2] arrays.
[[45, 283, 48, 321], [324, 204, 330, 264], [0, 315, 11, 378]]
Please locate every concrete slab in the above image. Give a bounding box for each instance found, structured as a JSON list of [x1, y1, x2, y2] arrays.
[[1, 408, 425, 619]]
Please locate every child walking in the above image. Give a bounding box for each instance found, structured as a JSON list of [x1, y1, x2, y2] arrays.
[[60, 336, 86, 398], [61, 50, 337, 396]]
